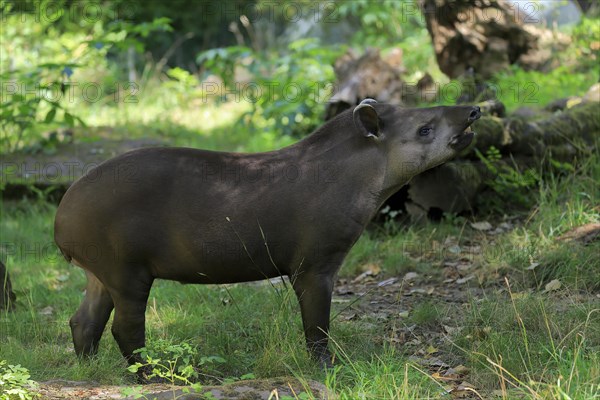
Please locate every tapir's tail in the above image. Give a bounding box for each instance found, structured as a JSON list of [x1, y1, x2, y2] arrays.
[[58, 246, 72, 263], [54, 212, 72, 263]]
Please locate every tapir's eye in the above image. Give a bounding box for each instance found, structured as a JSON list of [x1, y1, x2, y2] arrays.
[[418, 126, 433, 136]]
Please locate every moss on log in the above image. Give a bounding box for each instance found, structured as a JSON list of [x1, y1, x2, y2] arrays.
[[470, 102, 600, 157]]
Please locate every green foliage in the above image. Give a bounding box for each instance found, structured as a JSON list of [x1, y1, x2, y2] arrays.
[[124, 0, 253, 69], [532, 243, 600, 291], [198, 38, 341, 136], [124, 340, 210, 398], [0, 64, 83, 153], [279, 394, 311, 400], [127, 339, 224, 388], [337, 0, 437, 82], [0, 361, 38, 400], [564, 17, 600, 71], [476, 146, 541, 211], [409, 301, 443, 329], [337, 0, 422, 48], [246, 38, 339, 136], [197, 46, 254, 87], [324, 349, 438, 399], [0, 0, 171, 152], [493, 66, 598, 112]]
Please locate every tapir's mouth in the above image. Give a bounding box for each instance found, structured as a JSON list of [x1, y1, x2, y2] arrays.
[[449, 124, 475, 151]]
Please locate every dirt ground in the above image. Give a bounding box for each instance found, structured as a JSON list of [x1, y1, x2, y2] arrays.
[[35, 377, 330, 399]]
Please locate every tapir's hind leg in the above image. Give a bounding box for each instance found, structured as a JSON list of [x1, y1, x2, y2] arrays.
[[70, 271, 114, 357], [108, 272, 154, 366]]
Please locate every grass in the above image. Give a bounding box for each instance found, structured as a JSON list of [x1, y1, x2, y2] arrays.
[[2, 8, 599, 398], [2, 95, 600, 398], [324, 351, 441, 399], [454, 290, 600, 398], [2, 35, 600, 400], [68, 93, 298, 153], [2, 142, 599, 398], [493, 66, 599, 113]]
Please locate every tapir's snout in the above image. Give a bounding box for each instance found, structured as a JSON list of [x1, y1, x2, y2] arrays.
[[449, 105, 480, 151], [469, 106, 481, 122]]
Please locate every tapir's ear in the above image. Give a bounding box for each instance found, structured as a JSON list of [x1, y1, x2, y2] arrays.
[[359, 98, 378, 106], [353, 99, 380, 138]]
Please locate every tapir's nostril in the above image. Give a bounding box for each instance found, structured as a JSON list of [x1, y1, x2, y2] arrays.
[[469, 106, 481, 121]]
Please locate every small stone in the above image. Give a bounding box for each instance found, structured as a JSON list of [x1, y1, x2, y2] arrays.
[[403, 272, 419, 281], [470, 221, 493, 231]]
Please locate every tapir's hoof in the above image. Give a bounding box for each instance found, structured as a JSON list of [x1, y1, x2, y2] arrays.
[[321, 358, 334, 370], [316, 352, 335, 370]]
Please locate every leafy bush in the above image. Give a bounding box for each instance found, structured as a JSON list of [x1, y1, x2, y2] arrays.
[[0, 360, 38, 400], [337, 0, 420, 48], [0, 1, 171, 153], [566, 17, 600, 72], [0, 65, 82, 153], [197, 46, 254, 89], [246, 38, 339, 136], [198, 38, 341, 137], [126, 339, 224, 387], [476, 146, 541, 211]]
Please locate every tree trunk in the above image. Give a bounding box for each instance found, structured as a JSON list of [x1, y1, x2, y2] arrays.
[[575, 0, 593, 13], [470, 100, 599, 157], [419, 0, 569, 79]]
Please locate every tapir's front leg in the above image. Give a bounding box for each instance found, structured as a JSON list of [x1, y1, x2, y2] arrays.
[[291, 270, 335, 367]]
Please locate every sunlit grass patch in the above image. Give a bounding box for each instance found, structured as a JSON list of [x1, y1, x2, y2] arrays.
[[452, 290, 600, 398], [325, 349, 441, 399]]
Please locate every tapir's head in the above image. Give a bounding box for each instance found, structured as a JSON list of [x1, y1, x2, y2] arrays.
[[352, 99, 480, 185]]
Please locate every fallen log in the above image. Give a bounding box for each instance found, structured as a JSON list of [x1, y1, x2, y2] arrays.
[[325, 48, 406, 119], [324, 48, 438, 118], [471, 100, 600, 157]]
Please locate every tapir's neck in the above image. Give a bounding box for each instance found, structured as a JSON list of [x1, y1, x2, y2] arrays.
[[292, 112, 358, 153], [278, 111, 392, 222]]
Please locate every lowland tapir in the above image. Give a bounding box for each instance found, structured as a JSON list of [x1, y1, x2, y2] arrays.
[[54, 100, 480, 373]]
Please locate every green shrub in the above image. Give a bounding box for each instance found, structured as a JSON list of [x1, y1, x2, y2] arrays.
[[127, 338, 225, 385], [476, 146, 541, 211], [197, 38, 341, 137], [0, 360, 38, 400], [0, 1, 171, 153]]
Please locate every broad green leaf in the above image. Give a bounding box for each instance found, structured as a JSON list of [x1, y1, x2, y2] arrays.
[[44, 108, 56, 123]]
